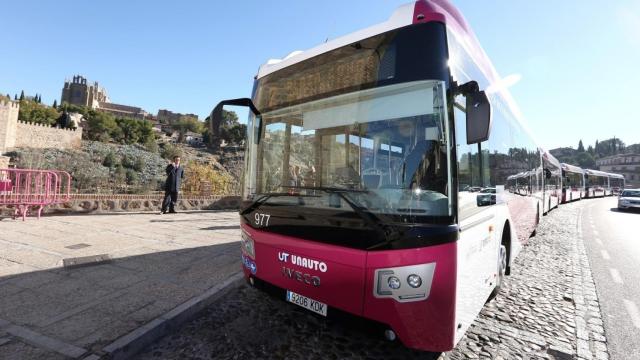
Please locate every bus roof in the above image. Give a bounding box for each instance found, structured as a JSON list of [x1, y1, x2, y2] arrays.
[[584, 169, 610, 177], [257, 0, 486, 80], [255, 0, 540, 152], [608, 172, 625, 179], [561, 163, 584, 174], [542, 150, 561, 168]]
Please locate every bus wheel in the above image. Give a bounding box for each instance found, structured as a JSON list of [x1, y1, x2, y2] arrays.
[[489, 244, 507, 301], [531, 206, 539, 237]]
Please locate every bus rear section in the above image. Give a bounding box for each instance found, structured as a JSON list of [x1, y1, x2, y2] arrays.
[[585, 169, 609, 198], [241, 224, 459, 351], [561, 163, 585, 203]]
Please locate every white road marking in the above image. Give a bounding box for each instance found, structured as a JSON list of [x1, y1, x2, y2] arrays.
[[609, 268, 623, 284], [623, 299, 640, 329], [601, 250, 611, 260], [593, 229, 599, 236], [594, 237, 603, 245]]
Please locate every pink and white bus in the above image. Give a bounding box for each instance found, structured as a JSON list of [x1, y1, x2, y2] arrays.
[[541, 151, 562, 214], [608, 172, 625, 195], [561, 163, 585, 203], [584, 169, 609, 198], [212, 0, 548, 352]]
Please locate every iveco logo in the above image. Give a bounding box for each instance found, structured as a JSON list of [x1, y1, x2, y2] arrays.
[[282, 267, 321, 287]]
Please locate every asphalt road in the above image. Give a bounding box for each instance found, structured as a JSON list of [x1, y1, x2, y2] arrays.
[[581, 197, 640, 360]]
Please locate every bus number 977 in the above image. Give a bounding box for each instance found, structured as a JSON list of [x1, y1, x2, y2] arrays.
[[254, 213, 270, 227]]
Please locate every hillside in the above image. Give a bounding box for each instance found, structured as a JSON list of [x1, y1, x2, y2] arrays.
[[6, 141, 234, 194], [550, 138, 639, 168]]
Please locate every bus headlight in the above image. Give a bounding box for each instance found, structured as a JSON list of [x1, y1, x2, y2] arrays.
[[388, 276, 401, 289], [374, 263, 436, 303], [407, 274, 422, 288]]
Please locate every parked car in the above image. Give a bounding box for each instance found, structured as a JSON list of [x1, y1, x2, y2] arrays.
[[617, 189, 640, 211]]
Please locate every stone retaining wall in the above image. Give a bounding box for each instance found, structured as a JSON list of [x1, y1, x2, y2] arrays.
[[0, 195, 241, 216]]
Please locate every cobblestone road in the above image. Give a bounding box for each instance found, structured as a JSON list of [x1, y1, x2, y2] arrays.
[[138, 200, 609, 360]]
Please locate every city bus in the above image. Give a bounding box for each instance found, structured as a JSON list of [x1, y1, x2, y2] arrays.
[[561, 163, 585, 203], [584, 169, 609, 198], [608, 172, 625, 195], [541, 151, 562, 213], [212, 0, 547, 352]]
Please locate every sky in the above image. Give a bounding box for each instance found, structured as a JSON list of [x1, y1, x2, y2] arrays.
[[1, 0, 639, 150]]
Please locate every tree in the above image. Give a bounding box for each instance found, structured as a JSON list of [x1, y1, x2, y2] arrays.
[[172, 116, 204, 142], [19, 90, 24, 101], [5, 94, 9, 100], [575, 152, 596, 168], [14, 94, 17, 100], [52, 100, 58, 109], [577, 140, 584, 152], [221, 123, 247, 145], [18, 100, 60, 125], [85, 110, 119, 142]]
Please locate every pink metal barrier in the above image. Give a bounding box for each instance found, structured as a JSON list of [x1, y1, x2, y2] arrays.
[[0, 168, 72, 220]]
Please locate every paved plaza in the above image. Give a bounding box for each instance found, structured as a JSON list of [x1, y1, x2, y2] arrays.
[[0, 211, 242, 359]]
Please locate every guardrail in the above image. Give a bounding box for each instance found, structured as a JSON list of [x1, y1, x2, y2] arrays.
[[0, 168, 71, 220]]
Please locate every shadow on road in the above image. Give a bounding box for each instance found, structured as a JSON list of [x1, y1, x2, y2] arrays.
[[610, 207, 640, 213], [0, 241, 240, 357]]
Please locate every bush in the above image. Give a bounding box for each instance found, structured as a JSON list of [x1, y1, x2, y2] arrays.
[[103, 152, 118, 168], [134, 157, 145, 172], [182, 162, 234, 195], [161, 143, 182, 160], [144, 136, 159, 153], [121, 154, 135, 169], [114, 164, 126, 183], [125, 168, 139, 185]]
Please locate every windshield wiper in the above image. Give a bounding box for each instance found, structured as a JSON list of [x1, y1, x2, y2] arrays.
[[239, 192, 321, 215], [281, 186, 401, 246]]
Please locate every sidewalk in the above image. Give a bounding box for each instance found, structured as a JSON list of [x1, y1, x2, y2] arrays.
[[0, 210, 242, 359]]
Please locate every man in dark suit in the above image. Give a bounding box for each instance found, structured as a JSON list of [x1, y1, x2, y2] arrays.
[[161, 156, 185, 214]]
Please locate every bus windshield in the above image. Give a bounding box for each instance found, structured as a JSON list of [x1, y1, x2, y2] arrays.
[[244, 80, 452, 218]]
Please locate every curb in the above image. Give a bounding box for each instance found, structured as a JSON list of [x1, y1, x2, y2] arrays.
[[96, 271, 245, 360]]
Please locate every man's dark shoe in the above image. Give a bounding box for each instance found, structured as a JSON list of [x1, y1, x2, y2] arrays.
[[168, 210, 177, 214]]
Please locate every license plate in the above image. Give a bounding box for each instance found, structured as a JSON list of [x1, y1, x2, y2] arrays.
[[286, 290, 327, 316]]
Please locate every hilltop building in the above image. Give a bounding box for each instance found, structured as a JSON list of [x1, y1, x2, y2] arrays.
[[597, 154, 640, 187], [97, 102, 149, 120], [61, 75, 150, 120], [61, 75, 110, 108]]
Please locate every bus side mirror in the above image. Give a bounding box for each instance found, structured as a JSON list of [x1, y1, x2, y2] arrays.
[[466, 90, 491, 144], [209, 98, 260, 148]]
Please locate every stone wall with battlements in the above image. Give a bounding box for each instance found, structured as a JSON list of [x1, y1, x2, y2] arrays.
[[14, 121, 82, 149], [2, 100, 82, 154]]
